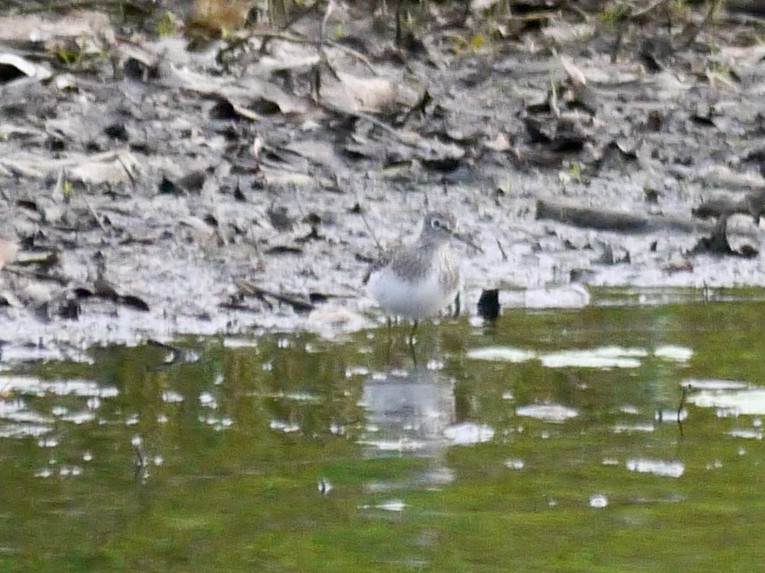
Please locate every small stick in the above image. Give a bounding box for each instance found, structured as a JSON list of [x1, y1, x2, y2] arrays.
[[359, 207, 385, 255], [496, 238, 508, 262], [84, 198, 108, 233]]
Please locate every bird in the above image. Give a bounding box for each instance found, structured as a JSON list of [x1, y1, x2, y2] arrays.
[[365, 210, 478, 330]]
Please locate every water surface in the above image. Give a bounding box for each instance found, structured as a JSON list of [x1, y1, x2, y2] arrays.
[[2, 289, 765, 572]]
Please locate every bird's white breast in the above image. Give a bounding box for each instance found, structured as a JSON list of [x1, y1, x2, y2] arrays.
[[367, 266, 458, 320]]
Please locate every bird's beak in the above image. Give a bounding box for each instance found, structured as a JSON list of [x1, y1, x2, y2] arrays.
[[452, 230, 483, 254]]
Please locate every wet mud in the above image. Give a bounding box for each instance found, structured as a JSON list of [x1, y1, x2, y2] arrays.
[[2, 2, 765, 355]]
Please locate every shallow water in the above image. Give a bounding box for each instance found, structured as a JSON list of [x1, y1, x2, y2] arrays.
[[2, 289, 765, 572]]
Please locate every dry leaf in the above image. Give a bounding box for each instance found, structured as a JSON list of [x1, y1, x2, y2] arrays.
[[0, 53, 52, 82], [470, 0, 502, 11], [322, 72, 399, 113], [542, 23, 595, 46], [166, 66, 308, 115], [19, 282, 52, 306], [187, 0, 252, 35], [0, 150, 139, 183], [261, 167, 316, 188], [0, 10, 114, 46], [484, 133, 510, 152], [0, 237, 18, 270], [699, 165, 765, 190], [559, 55, 587, 87], [68, 151, 140, 185]]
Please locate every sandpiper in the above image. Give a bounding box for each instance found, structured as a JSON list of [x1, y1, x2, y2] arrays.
[[366, 210, 478, 324]]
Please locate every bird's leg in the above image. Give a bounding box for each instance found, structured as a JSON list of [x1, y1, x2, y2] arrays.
[[452, 292, 461, 318], [408, 320, 418, 346], [408, 337, 418, 367]]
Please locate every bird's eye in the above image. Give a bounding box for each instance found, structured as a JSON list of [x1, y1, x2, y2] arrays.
[[431, 218, 442, 229]]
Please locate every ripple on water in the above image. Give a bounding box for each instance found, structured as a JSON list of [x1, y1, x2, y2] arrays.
[[465, 346, 537, 363], [504, 458, 525, 470], [0, 398, 53, 437], [516, 403, 578, 423], [613, 423, 655, 433], [467, 345, 692, 370], [540, 347, 647, 369], [728, 428, 763, 440], [0, 423, 52, 438], [0, 376, 117, 398], [162, 390, 184, 403], [589, 494, 608, 509], [653, 345, 694, 363], [443, 422, 495, 445], [360, 500, 406, 512], [359, 438, 428, 453], [689, 388, 765, 415], [683, 378, 749, 391], [269, 419, 301, 433], [626, 458, 685, 478]]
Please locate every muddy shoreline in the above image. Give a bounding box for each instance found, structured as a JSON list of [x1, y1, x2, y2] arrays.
[[2, 3, 765, 356]]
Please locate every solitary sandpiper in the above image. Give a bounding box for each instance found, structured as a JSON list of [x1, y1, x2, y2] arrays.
[[366, 210, 479, 324]]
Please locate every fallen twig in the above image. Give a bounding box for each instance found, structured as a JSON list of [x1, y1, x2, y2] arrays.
[[235, 279, 315, 313], [536, 199, 697, 233], [693, 188, 765, 223]]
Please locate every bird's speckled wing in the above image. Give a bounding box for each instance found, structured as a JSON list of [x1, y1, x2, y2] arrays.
[[362, 238, 410, 284], [387, 243, 436, 283]]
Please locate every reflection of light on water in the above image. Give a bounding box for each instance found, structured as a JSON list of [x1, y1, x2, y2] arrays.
[[467, 345, 694, 370], [654, 409, 688, 422], [162, 391, 183, 403], [540, 347, 646, 369], [0, 345, 92, 364], [202, 416, 233, 431], [359, 499, 407, 512], [0, 400, 47, 422], [684, 378, 748, 391], [0, 397, 53, 437], [443, 422, 494, 445], [376, 500, 406, 512], [729, 429, 763, 440], [465, 347, 537, 363], [681, 378, 749, 390], [345, 366, 370, 377], [589, 494, 608, 508], [222, 338, 258, 349], [360, 438, 427, 452], [0, 423, 51, 438], [199, 392, 218, 409], [516, 403, 578, 423], [269, 419, 300, 433], [626, 458, 684, 478], [688, 388, 765, 416], [654, 345, 693, 363], [0, 376, 118, 397], [613, 423, 654, 433]]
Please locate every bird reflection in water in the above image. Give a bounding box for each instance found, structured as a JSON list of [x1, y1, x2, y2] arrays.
[[360, 366, 456, 487]]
